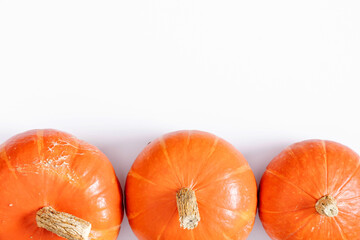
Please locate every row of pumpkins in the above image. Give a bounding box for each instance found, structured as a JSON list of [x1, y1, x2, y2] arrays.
[[0, 129, 358, 240]]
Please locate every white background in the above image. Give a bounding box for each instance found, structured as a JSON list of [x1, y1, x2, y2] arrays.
[[1, 1, 360, 239]]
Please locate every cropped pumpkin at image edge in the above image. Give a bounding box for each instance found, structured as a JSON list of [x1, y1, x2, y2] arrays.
[[259, 140, 360, 240], [0, 129, 123, 240]]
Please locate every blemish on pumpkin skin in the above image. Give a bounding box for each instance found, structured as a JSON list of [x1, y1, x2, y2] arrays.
[[333, 217, 348, 240], [321, 140, 328, 195], [48, 142, 58, 153], [265, 169, 317, 200], [48, 140, 81, 153], [207, 137, 219, 159], [155, 209, 177, 240], [127, 170, 157, 185], [223, 232, 232, 240], [194, 166, 251, 192], [189, 137, 221, 191], [36, 130, 44, 161], [285, 146, 297, 159], [13, 153, 81, 185], [211, 203, 254, 223], [55, 140, 80, 149], [0, 150, 18, 179], [186, 131, 191, 147], [159, 138, 172, 168], [159, 137, 183, 187], [259, 206, 314, 214], [44, 155, 70, 167], [235, 218, 255, 238]]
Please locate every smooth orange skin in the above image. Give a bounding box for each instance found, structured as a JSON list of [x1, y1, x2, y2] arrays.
[[125, 130, 257, 240], [259, 140, 360, 240], [0, 129, 123, 239]]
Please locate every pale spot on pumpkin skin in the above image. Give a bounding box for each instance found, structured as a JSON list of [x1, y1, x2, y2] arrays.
[[190, 230, 195, 240], [282, 215, 314, 240], [156, 209, 177, 240], [266, 169, 317, 200], [237, 209, 255, 223], [190, 136, 220, 191], [86, 179, 101, 195], [48, 142, 58, 153], [207, 137, 219, 159], [333, 217, 348, 240], [243, 218, 255, 234], [321, 140, 328, 195], [12, 153, 80, 185], [40, 134, 86, 186], [126, 209, 145, 220], [96, 197, 107, 209], [285, 146, 297, 159], [216, 165, 251, 182], [159, 137, 182, 187], [223, 231, 232, 240], [0, 150, 18, 179], [36, 130, 44, 162], [159, 137, 173, 168], [209, 203, 255, 223], [54, 139, 81, 150], [194, 165, 251, 192], [127, 170, 157, 185], [333, 161, 360, 199], [259, 206, 314, 214], [44, 155, 70, 167], [186, 131, 191, 147]]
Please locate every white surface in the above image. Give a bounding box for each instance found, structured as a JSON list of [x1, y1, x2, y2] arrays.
[[1, 1, 360, 239]]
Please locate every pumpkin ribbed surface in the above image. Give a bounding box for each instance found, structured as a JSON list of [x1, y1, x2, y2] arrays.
[[125, 130, 257, 240]]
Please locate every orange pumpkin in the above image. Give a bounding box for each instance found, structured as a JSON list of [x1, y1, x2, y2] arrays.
[[259, 140, 360, 239], [125, 130, 257, 240], [0, 129, 123, 240]]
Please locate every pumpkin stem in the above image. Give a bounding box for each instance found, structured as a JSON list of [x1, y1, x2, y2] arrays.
[[315, 195, 338, 217], [176, 188, 200, 230], [36, 206, 91, 240]]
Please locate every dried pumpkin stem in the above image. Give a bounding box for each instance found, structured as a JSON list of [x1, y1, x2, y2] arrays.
[[315, 195, 338, 217], [176, 188, 200, 230], [36, 206, 91, 240]]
